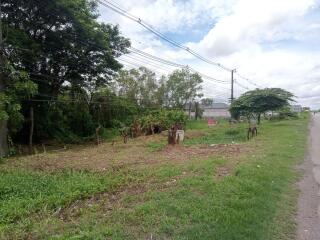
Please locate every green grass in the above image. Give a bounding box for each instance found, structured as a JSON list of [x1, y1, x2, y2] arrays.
[[185, 121, 248, 145], [0, 168, 151, 238], [146, 140, 167, 152], [0, 116, 309, 239], [101, 128, 120, 141]]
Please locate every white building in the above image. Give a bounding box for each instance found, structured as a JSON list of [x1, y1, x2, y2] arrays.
[[202, 103, 231, 118], [185, 102, 231, 119], [290, 105, 302, 113]]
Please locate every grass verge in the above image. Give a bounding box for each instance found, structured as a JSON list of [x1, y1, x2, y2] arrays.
[[0, 116, 309, 239]]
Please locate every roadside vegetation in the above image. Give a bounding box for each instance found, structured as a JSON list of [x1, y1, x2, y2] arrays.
[[0, 114, 309, 239], [0, 1, 310, 239]]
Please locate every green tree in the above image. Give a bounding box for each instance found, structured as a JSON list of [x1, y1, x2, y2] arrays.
[[230, 88, 295, 124], [116, 67, 164, 109], [1, 0, 130, 143], [166, 68, 203, 108], [201, 98, 214, 106]]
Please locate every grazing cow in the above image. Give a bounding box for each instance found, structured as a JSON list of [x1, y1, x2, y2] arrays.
[[247, 118, 258, 140]]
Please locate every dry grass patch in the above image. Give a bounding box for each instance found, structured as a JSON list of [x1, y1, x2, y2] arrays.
[[5, 134, 249, 172]]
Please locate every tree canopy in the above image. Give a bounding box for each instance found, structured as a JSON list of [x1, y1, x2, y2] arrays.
[[165, 68, 203, 108], [0, 0, 205, 153], [229, 88, 295, 122]]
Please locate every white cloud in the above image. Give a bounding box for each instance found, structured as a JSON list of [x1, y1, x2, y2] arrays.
[[194, 0, 316, 56], [98, 0, 320, 109]]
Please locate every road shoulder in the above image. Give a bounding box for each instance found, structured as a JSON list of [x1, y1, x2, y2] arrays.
[[296, 115, 320, 240]]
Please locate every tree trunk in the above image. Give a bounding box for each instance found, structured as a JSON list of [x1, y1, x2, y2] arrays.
[[29, 105, 34, 154], [195, 103, 198, 120], [258, 114, 261, 125], [0, 118, 8, 157], [0, 78, 8, 157], [0, 17, 9, 157], [188, 102, 192, 119]]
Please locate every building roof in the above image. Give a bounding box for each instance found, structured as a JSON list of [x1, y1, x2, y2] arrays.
[[290, 105, 302, 109], [201, 103, 229, 110]]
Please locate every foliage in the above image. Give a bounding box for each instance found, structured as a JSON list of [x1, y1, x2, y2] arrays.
[[230, 88, 295, 122], [1, 0, 130, 143], [0, 1, 205, 146], [269, 106, 299, 121], [138, 109, 187, 132], [194, 101, 203, 120], [116, 67, 164, 108], [0, 63, 37, 134], [201, 98, 214, 106], [165, 68, 203, 108]]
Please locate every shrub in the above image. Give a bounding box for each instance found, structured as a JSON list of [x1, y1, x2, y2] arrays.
[[270, 107, 299, 121], [138, 109, 187, 134]]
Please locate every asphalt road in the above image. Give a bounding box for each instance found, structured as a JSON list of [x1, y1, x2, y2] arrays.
[[296, 113, 320, 240]]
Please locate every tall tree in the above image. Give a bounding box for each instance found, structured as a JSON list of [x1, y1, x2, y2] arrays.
[[166, 68, 203, 108], [201, 98, 214, 106], [116, 67, 164, 109], [1, 0, 130, 143], [0, 2, 8, 156]]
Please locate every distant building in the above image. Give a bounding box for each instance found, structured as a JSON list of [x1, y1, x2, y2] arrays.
[[303, 107, 311, 112], [202, 102, 231, 118], [184, 102, 231, 118], [290, 105, 303, 113]]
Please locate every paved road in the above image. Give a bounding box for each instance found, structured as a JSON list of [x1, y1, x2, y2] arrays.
[[296, 113, 320, 240]]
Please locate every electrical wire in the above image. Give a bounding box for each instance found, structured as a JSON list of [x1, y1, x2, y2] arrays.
[[98, 0, 231, 71], [97, 0, 266, 91], [236, 72, 263, 88]]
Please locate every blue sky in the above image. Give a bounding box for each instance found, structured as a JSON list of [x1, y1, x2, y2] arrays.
[[98, 0, 320, 109]]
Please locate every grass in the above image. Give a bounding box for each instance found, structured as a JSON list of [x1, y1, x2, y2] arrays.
[[185, 120, 248, 145], [0, 115, 309, 239], [146, 140, 167, 152], [101, 128, 120, 141]]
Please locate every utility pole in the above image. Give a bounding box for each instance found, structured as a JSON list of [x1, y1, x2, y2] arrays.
[[230, 69, 236, 103]]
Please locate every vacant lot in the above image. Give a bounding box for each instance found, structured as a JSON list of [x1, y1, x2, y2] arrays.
[[0, 117, 309, 239]]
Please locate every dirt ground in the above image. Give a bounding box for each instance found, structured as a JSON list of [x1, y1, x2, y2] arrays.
[[6, 130, 247, 172], [296, 113, 320, 240]]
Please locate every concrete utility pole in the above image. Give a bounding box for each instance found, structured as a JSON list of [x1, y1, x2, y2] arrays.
[[0, 2, 9, 157], [230, 69, 236, 103]]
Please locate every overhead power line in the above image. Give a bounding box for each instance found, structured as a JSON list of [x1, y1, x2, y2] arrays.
[[98, 0, 231, 71], [120, 54, 178, 72], [127, 48, 229, 84], [234, 79, 250, 91], [119, 57, 231, 92], [97, 0, 266, 100], [236, 72, 263, 88], [118, 58, 171, 75]]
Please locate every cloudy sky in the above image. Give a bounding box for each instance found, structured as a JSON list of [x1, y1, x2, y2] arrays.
[[98, 0, 320, 109]]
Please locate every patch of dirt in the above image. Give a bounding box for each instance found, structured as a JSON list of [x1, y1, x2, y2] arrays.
[[6, 133, 248, 172], [184, 130, 206, 139], [58, 184, 147, 221], [161, 144, 242, 162], [215, 166, 231, 180], [57, 171, 192, 221]]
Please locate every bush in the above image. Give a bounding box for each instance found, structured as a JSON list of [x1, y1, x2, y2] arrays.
[[270, 107, 299, 121], [138, 109, 187, 134]]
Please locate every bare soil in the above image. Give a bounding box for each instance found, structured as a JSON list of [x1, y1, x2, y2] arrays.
[[6, 133, 247, 172]]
